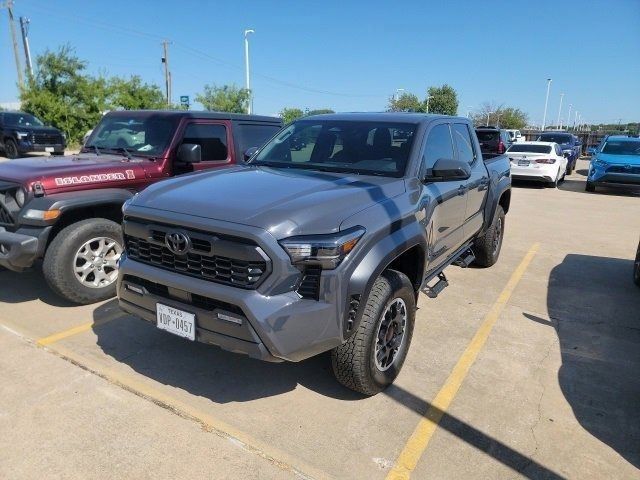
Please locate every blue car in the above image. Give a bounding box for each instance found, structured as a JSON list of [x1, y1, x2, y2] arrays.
[[537, 132, 581, 174], [586, 135, 640, 192]]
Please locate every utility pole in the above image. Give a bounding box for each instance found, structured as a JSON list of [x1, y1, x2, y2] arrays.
[[19, 16, 33, 79], [3, 0, 24, 89], [556, 93, 564, 130], [244, 29, 255, 114], [161, 40, 172, 106], [541, 78, 552, 131]]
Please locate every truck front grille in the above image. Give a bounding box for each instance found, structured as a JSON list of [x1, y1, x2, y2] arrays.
[[32, 133, 63, 145], [124, 227, 269, 289], [607, 165, 640, 175]]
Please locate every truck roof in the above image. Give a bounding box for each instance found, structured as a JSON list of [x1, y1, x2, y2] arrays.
[[301, 112, 468, 124], [105, 110, 281, 123]]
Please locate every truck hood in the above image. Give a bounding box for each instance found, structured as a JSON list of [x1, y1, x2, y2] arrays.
[[0, 153, 149, 191], [131, 166, 406, 237], [595, 153, 640, 166]]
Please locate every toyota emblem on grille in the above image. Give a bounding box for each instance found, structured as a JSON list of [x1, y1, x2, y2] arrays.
[[165, 232, 190, 255]]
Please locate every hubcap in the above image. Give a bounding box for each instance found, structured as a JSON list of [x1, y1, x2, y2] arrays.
[[374, 298, 407, 371], [493, 217, 503, 256], [73, 237, 122, 289]]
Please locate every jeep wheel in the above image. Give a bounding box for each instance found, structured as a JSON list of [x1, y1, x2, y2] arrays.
[[43, 218, 123, 304], [331, 270, 415, 396], [472, 205, 505, 267], [4, 139, 18, 159]]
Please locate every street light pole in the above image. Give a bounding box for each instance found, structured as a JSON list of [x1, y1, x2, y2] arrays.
[[566, 104, 572, 130], [394, 88, 405, 102], [573, 111, 578, 130], [556, 92, 564, 129], [244, 29, 255, 114], [496, 113, 502, 127], [541, 78, 552, 131], [425, 96, 432, 113], [466, 105, 473, 118], [486, 111, 493, 125]]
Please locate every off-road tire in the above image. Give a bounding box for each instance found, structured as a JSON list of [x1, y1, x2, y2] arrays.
[[585, 181, 596, 192], [43, 218, 123, 304], [4, 138, 18, 159], [331, 270, 415, 396], [472, 205, 505, 267]]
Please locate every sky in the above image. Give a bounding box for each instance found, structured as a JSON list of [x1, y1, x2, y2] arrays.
[[1, 0, 639, 125]]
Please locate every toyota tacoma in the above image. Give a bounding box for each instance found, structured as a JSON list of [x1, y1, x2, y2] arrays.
[[117, 113, 511, 395]]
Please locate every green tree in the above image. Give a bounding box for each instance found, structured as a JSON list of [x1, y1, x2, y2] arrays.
[[387, 92, 423, 112], [279, 107, 304, 124], [425, 84, 458, 115], [497, 107, 528, 129], [471, 102, 529, 129], [195, 84, 250, 113], [108, 76, 166, 110], [305, 108, 335, 116]]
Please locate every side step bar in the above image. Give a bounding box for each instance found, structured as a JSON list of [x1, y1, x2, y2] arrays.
[[452, 248, 475, 268], [421, 272, 448, 298]]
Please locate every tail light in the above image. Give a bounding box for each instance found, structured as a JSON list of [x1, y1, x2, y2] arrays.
[[497, 140, 505, 154], [535, 158, 556, 164]]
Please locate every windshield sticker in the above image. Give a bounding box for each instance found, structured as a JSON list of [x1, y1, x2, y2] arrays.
[[55, 170, 135, 186]]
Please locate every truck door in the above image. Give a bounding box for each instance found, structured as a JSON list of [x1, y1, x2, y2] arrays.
[[420, 122, 467, 267], [452, 123, 489, 238], [173, 121, 234, 175]]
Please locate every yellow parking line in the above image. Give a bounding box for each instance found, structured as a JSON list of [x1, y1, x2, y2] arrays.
[[386, 243, 540, 480], [36, 321, 95, 346]]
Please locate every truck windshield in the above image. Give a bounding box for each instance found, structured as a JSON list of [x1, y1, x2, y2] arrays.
[[3, 112, 44, 127], [250, 120, 416, 177], [85, 115, 177, 158], [507, 144, 552, 153], [602, 140, 640, 155], [538, 134, 570, 144]]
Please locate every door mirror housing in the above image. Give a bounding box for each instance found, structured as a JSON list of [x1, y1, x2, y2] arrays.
[[244, 146, 259, 161], [424, 158, 471, 182], [177, 143, 201, 164]]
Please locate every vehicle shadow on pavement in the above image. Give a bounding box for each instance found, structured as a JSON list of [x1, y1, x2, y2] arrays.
[[0, 267, 75, 307], [557, 179, 640, 197], [525, 254, 640, 469], [92, 300, 363, 403]]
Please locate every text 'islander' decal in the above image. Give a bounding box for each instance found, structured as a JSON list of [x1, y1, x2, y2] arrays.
[[54, 170, 135, 186]]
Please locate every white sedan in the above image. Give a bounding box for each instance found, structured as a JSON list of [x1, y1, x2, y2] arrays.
[[507, 141, 568, 187]]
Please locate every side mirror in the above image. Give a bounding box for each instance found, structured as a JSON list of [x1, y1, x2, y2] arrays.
[[244, 146, 259, 161], [177, 143, 201, 164], [424, 158, 471, 182]]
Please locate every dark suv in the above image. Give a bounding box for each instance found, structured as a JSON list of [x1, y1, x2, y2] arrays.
[[475, 126, 512, 157], [0, 111, 66, 159]]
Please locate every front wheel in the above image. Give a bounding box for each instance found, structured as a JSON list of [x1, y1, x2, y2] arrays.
[[43, 218, 123, 304], [331, 270, 416, 396], [585, 181, 596, 192], [4, 138, 19, 159]]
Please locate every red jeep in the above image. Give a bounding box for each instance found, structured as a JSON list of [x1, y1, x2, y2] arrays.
[[0, 110, 282, 303]]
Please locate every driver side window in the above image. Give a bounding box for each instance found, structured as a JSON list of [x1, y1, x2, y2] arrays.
[[181, 123, 228, 162], [423, 124, 454, 169]]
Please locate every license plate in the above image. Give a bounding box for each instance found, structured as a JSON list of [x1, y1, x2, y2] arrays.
[[156, 303, 196, 341], [45, 147, 54, 153], [518, 160, 530, 166]]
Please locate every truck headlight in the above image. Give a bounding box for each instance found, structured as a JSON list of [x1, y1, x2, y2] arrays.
[[279, 227, 366, 269], [14, 187, 26, 207], [16, 131, 29, 139]]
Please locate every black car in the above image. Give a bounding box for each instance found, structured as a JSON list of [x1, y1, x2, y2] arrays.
[[0, 111, 65, 159], [475, 126, 512, 157]]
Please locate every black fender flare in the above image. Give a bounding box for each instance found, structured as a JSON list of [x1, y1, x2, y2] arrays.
[[344, 221, 427, 338], [19, 188, 134, 227]]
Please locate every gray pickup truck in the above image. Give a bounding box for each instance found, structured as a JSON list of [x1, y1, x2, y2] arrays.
[[117, 113, 511, 395]]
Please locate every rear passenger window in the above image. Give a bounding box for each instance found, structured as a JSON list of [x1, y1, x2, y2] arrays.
[[182, 123, 228, 161], [452, 124, 475, 164], [424, 124, 454, 167]]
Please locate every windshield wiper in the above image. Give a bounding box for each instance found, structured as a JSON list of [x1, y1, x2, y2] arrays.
[[109, 146, 132, 160], [86, 144, 101, 156]]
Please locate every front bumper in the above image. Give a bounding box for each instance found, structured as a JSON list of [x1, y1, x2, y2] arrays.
[[17, 140, 65, 154], [117, 257, 346, 363], [588, 164, 640, 188], [0, 226, 50, 271]]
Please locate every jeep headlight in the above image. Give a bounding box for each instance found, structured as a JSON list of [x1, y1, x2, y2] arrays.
[[14, 187, 26, 207], [279, 227, 365, 269]]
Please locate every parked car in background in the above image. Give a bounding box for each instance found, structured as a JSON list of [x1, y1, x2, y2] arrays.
[[118, 113, 512, 395], [586, 135, 640, 192], [0, 111, 66, 159], [475, 127, 512, 157], [536, 131, 580, 174], [507, 141, 567, 187], [0, 110, 282, 303], [506, 129, 524, 143]]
